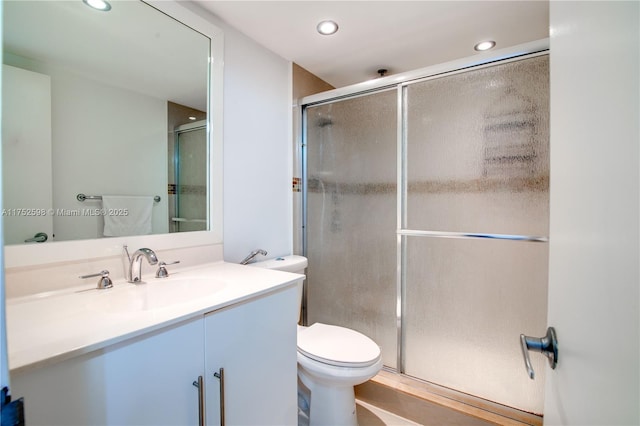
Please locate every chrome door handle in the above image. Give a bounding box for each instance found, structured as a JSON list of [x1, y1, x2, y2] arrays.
[[192, 376, 205, 426], [520, 327, 558, 379], [213, 368, 225, 426]]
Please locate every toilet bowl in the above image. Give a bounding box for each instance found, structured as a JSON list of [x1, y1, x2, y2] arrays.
[[249, 255, 382, 426]]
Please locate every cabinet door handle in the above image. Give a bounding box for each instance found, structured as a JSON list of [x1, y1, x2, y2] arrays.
[[213, 368, 225, 426], [192, 376, 206, 426]]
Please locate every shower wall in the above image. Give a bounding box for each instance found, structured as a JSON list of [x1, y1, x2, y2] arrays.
[[304, 54, 549, 414]]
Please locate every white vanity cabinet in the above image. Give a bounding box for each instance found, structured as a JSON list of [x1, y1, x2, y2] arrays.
[[11, 317, 204, 426], [10, 283, 299, 426], [204, 286, 298, 425]]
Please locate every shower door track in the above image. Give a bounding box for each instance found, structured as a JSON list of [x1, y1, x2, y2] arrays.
[[300, 39, 549, 108], [300, 38, 550, 378]]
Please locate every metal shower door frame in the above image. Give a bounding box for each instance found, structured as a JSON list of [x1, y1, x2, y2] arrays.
[[299, 39, 550, 374]]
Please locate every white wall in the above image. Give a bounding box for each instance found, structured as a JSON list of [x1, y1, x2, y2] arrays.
[[183, 3, 293, 263], [223, 33, 292, 262], [0, 2, 9, 392], [2, 65, 53, 245]]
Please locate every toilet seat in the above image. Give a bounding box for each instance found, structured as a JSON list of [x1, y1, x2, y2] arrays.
[[297, 323, 381, 368]]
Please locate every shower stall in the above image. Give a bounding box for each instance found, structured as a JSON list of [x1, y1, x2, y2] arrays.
[[301, 44, 549, 415], [171, 120, 208, 232]]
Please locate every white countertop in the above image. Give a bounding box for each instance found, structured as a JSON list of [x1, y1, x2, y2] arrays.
[[6, 261, 304, 374]]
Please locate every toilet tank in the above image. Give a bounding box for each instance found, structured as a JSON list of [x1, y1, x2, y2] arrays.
[[249, 255, 307, 323], [248, 255, 307, 274]]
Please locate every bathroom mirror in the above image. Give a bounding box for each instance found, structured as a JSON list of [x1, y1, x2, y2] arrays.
[[2, 0, 224, 267], [2, 0, 219, 245]]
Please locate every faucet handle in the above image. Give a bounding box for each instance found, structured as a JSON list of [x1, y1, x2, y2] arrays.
[[155, 261, 180, 278], [240, 249, 268, 265], [80, 270, 113, 290]]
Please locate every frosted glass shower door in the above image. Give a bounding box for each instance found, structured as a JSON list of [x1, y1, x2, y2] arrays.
[[305, 90, 398, 368], [403, 55, 549, 414], [173, 122, 207, 232]]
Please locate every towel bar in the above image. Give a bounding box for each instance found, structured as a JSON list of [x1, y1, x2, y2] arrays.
[[77, 194, 161, 203]]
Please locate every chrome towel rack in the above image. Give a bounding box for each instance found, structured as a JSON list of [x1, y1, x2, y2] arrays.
[[77, 193, 161, 203]]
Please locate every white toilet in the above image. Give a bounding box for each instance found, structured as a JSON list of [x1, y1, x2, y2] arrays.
[[250, 255, 383, 426]]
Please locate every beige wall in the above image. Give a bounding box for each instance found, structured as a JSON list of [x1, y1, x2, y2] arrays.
[[293, 63, 334, 100]]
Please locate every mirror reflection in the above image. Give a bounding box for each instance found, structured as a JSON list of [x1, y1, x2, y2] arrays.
[[2, 0, 210, 245]]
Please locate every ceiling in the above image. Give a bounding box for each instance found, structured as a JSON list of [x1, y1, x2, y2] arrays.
[[4, 1, 209, 111], [194, 1, 550, 88], [4, 1, 550, 104]]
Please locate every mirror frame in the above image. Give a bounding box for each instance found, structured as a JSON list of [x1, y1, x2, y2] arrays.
[[4, 0, 224, 268]]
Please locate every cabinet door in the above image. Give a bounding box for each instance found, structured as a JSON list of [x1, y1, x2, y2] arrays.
[[204, 286, 299, 425], [12, 317, 204, 426], [103, 318, 204, 425]]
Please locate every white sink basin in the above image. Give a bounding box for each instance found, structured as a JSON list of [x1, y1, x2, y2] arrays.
[[85, 276, 227, 313]]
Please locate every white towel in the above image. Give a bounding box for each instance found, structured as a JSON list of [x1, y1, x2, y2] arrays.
[[102, 195, 153, 237]]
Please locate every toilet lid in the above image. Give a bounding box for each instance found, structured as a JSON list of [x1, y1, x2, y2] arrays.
[[297, 323, 381, 368]]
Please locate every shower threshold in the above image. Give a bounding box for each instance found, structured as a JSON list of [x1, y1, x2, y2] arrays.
[[355, 369, 543, 426]]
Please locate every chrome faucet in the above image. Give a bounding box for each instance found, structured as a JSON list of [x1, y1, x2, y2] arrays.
[[123, 245, 158, 283], [240, 249, 267, 265]]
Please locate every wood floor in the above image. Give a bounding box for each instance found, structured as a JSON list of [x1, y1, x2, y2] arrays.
[[356, 399, 495, 425], [354, 371, 543, 426], [356, 383, 496, 425]]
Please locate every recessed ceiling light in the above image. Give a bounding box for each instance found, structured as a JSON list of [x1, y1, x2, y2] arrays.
[[317, 20, 339, 36], [474, 40, 496, 51], [188, 116, 197, 121], [83, 0, 112, 12]]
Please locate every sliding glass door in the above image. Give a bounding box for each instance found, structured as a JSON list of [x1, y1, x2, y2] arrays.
[[303, 53, 549, 414], [402, 55, 549, 412], [305, 89, 398, 368]]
